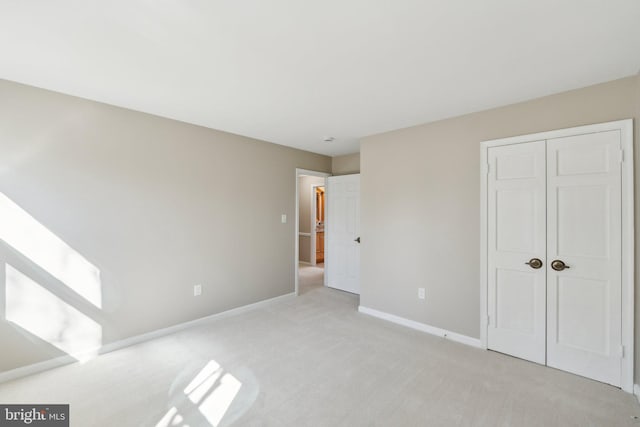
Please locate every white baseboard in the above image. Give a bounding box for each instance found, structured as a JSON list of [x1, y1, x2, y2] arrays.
[[634, 384, 640, 404], [0, 354, 77, 384], [0, 292, 296, 384], [298, 261, 311, 266], [358, 305, 482, 348]]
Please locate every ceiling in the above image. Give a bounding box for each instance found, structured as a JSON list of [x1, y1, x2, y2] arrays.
[[1, 1, 639, 156]]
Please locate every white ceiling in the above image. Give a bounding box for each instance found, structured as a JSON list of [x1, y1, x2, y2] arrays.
[[1, 1, 639, 156]]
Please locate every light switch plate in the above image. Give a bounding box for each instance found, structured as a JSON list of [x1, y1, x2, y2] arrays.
[[281, 214, 287, 223]]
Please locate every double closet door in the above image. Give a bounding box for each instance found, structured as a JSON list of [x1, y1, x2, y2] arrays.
[[486, 124, 629, 388]]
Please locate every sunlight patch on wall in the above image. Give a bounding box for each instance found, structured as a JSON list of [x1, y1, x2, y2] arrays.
[[5, 264, 102, 362], [0, 192, 102, 308]]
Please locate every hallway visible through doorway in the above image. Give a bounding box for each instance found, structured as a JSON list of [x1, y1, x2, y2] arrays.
[[298, 263, 324, 295], [295, 169, 329, 296]]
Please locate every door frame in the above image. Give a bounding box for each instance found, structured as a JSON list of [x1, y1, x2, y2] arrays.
[[295, 168, 330, 296], [310, 184, 325, 266], [479, 119, 634, 393]]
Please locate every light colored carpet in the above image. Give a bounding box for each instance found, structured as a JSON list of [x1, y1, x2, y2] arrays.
[[0, 266, 638, 426], [298, 263, 324, 295]]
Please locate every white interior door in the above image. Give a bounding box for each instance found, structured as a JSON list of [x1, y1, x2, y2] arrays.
[[487, 141, 547, 364], [546, 131, 622, 387], [326, 174, 360, 294]]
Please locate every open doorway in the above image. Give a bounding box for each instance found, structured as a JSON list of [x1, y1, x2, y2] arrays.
[[295, 169, 330, 296], [312, 185, 325, 265]]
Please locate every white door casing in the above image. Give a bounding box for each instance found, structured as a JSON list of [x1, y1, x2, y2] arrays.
[[487, 140, 547, 364], [295, 168, 330, 296], [480, 119, 634, 392], [326, 174, 360, 294], [546, 131, 622, 386]]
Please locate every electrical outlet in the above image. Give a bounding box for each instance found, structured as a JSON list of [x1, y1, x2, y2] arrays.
[[418, 287, 425, 300], [194, 284, 202, 296], [281, 214, 287, 223]]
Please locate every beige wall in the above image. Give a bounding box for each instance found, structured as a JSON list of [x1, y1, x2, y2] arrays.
[[361, 76, 639, 375], [298, 236, 312, 264], [298, 175, 325, 263], [331, 153, 360, 175], [0, 79, 331, 373]]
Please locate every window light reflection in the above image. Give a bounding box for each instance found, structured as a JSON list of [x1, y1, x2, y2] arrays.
[[5, 264, 102, 362], [0, 193, 101, 308]]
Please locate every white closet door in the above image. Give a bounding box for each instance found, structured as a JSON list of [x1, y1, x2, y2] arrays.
[[546, 131, 622, 387], [326, 174, 360, 294], [487, 141, 547, 364]]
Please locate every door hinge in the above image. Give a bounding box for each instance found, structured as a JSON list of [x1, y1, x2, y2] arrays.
[[620, 345, 625, 358], [619, 149, 624, 163], [487, 315, 491, 326], [485, 163, 491, 175]]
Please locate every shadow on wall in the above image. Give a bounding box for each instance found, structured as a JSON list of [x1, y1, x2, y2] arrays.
[[0, 192, 102, 363]]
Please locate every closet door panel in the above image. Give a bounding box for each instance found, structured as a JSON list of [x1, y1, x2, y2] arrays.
[[546, 131, 622, 387], [487, 141, 546, 364]]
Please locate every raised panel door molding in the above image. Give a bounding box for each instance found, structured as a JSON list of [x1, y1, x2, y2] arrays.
[[480, 119, 634, 392]]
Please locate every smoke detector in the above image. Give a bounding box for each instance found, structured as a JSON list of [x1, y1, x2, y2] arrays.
[[323, 136, 335, 142]]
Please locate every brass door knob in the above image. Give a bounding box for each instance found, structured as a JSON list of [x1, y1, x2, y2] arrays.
[[551, 260, 570, 271], [525, 258, 543, 269]]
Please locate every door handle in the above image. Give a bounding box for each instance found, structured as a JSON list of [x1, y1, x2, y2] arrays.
[[551, 259, 570, 271], [525, 258, 543, 269], [354, 237, 361, 243]]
